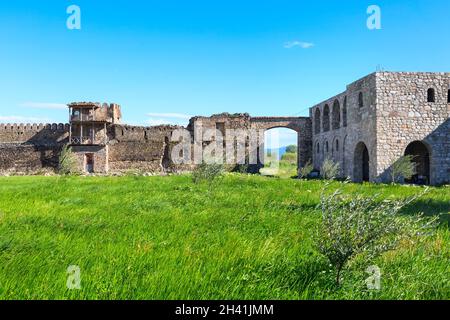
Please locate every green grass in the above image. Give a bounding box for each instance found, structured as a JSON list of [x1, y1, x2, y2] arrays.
[[260, 152, 298, 178], [0, 174, 448, 300]]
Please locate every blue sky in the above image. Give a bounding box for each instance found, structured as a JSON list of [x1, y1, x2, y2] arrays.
[[1, 0, 449, 146]]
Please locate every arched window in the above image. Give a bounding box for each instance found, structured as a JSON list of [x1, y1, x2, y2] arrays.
[[447, 89, 450, 103], [343, 97, 348, 127], [323, 104, 330, 132], [314, 108, 321, 134], [316, 142, 320, 154], [332, 100, 340, 130], [427, 88, 435, 103], [358, 92, 364, 108], [325, 141, 329, 153], [335, 139, 339, 152]]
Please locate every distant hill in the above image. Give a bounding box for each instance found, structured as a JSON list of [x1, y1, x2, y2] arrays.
[[265, 146, 294, 160]]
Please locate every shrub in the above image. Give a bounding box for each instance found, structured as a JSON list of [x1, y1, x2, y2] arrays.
[[58, 144, 78, 175], [192, 162, 225, 186], [299, 160, 314, 179], [320, 158, 340, 180], [315, 185, 438, 286], [390, 155, 417, 184]]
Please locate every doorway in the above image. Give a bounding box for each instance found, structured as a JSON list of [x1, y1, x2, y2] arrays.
[[85, 153, 94, 173]]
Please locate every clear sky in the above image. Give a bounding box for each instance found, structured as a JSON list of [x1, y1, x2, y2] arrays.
[[1, 0, 449, 146]]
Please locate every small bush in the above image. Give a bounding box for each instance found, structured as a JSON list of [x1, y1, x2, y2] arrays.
[[315, 185, 438, 286], [390, 155, 417, 184], [58, 144, 78, 175], [320, 158, 340, 180], [299, 160, 314, 179], [192, 162, 224, 186]]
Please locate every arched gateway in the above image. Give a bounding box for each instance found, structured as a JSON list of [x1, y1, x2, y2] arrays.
[[250, 117, 312, 169]]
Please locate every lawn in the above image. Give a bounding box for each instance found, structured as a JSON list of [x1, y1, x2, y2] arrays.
[[0, 174, 448, 300]]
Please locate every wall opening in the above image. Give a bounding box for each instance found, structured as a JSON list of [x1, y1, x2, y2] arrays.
[[260, 128, 298, 178], [427, 88, 435, 103], [358, 92, 364, 108], [85, 153, 94, 173], [332, 100, 340, 130], [323, 104, 330, 132], [447, 89, 450, 103], [314, 108, 321, 134], [354, 142, 369, 182], [343, 97, 348, 127], [404, 141, 430, 185]]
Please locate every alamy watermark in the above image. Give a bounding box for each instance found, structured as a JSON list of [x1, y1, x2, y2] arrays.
[[67, 5, 81, 30], [367, 5, 382, 30], [365, 265, 381, 290], [170, 121, 280, 169], [66, 265, 81, 290]]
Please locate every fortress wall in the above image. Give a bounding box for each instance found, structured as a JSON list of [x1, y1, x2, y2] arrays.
[[0, 144, 61, 174], [107, 124, 190, 173], [0, 123, 69, 174], [0, 123, 69, 145]]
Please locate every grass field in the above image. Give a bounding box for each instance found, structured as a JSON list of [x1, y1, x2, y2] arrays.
[[0, 174, 448, 300]]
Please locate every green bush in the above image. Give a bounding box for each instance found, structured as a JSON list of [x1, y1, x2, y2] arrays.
[[192, 162, 225, 186], [320, 158, 340, 180], [58, 144, 78, 175], [299, 160, 314, 179], [390, 155, 417, 184], [315, 186, 438, 286]]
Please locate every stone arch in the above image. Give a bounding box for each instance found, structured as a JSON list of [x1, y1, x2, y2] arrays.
[[332, 100, 340, 130], [404, 141, 431, 185], [250, 117, 312, 171], [354, 141, 370, 182], [343, 97, 348, 127], [314, 108, 321, 134], [427, 88, 435, 103], [323, 104, 330, 132]]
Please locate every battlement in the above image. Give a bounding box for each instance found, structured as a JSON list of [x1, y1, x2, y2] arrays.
[[0, 123, 69, 132]]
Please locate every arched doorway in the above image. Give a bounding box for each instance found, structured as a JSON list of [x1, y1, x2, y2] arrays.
[[404, 141, 430, 185], [354, 142, 370, 182], [260, 127, 298, 178]]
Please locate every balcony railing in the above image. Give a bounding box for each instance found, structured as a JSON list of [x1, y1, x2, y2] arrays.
[[70, 114, 95, 122], [70, 136, 107, 145]]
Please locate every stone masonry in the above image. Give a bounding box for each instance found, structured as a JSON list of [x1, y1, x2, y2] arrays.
[[311, 72, 450, 185], [0, 71, 448, 185]]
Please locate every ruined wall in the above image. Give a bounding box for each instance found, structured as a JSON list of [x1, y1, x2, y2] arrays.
[[311, 73, 378, 181], [0, 124, 68, 174], [107, 124, 187, 173], [375, 72, 450, 185]]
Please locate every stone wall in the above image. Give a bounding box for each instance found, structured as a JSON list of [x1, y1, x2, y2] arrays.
[[107, 124, 187, 173], [311, 73, 378, 181], [0, 124, 68, 174], [310, 72, 450, 185], [375, 72, 450, 185]]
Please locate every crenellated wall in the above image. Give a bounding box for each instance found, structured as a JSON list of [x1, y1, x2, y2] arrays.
[[0, 123, 69, 174]]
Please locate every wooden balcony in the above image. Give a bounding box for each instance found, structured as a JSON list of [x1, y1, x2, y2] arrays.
[[70, 136, 107, 146]]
